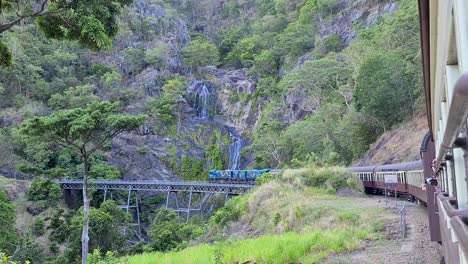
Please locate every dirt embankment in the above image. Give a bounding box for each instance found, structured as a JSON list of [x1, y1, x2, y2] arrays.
[[354, 114, 428, 166]]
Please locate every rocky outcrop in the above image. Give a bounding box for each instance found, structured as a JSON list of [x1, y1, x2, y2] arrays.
[[317, 0, 398, 44], [204, 68, 260, 135]]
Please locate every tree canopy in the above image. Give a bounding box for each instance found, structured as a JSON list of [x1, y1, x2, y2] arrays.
[[0, 0, 134, 66], [19, 101, 145, 264]]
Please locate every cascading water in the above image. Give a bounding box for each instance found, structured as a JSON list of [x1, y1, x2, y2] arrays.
[[228, 133, 242, 170], [197, 84, 210, 119]]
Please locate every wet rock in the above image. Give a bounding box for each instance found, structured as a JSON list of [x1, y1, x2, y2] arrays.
[[27, 205, 44, 216]]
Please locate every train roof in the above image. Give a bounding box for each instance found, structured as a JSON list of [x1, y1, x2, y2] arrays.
[[349, 160, 423, 172]]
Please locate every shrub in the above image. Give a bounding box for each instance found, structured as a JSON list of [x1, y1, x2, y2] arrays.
[[303, 167, 351, 190], [89, 162, 122, 180], [28, 177, 62, 205], [148, 208, 204, 252], [11, 232, 43, 264], [0, 191, 16, 255], [255, 172, 275, 185], [88, 249, 128, 264], [273, 212, 281, 225], [210, 195, 247, 226], [32, 217, 45, 236], [137, 147, 149, 155], [182, 38, 220, 68]]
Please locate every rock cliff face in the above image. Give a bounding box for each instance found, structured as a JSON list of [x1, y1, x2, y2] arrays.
[[108, 67, 258, 179], [317, 0, 398, 44], [101, 0, 399, 180]]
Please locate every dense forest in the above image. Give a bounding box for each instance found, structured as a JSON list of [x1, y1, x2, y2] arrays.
[[0, 0, 423, 263]]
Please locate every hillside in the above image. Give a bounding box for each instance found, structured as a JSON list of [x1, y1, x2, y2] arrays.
[[354, 113, 428, 165], [0, 0, 428, 263], [0, 0, 422, 182]]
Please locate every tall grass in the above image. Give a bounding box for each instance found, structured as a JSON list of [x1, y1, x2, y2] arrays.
[[127, 228, 369, 264], [125, 166, 384, 264]]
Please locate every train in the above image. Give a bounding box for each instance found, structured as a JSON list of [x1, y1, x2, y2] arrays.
[[349, 161, 428, 203], [208, 169, 271, 183]]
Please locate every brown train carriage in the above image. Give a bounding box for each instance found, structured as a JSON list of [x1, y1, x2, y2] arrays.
[[350, 161, 424, 198]]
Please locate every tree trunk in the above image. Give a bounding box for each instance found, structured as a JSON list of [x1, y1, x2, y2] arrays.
[[81, 157, 90, 264]]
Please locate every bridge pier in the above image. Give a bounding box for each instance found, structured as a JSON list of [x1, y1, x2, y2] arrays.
[[103, 188, 142, 238], [165, 190, 219, 223]]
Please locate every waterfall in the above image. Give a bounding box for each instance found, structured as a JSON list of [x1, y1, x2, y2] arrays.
[[228, 133, 242, 170], [197, 84, 210, 119]]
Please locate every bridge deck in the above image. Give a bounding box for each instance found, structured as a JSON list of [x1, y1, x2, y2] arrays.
[[59, 180, 254, 194]]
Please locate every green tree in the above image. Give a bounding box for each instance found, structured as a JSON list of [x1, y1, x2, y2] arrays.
[[28, 177, 62, 205], [148, 208, 202, 252], [354, 52, 414, 130], [0, 0, 134, 66], [182, 38, 220, 68], [250, 50, 279, 77], [68, 200, 129, 263], [275, 21, 314, 58], [88, 163, 121, 180], [48, 84, 100, 109], [19, 101, 145, 264], [11, 231, 43, 264], [145, 42, 170, 69], [313, 34, 345, 59], [226, 33, 275, 68], [0, 191, 16, 255]]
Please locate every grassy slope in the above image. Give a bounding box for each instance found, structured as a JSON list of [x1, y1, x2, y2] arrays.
[[126, 168, 387, 264]]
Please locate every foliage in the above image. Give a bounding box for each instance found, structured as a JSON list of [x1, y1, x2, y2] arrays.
[[19, 101, 144, 263], [180, 155, 205, 181], [19, 101, 145, 159], [182, 38, 220, 68], [255, 172, 275, 185], [36, 0, 133, 51], [225, 33, 275, 67], [0, 1, 134, 66], [47, 209, 72, 244], [88, 249, 128, 264], [32, 218, 46, 237], [148, 208, 204, 252], [11, 232, 43, 264], [89, 162, 121, 180], [275, 21, 314, 58], [250, 50, 279, 77], [48, 85, 100, 110], [219, 27, 245, 57], [206, 145, 225, 170], [122, 47, 146, 76], [301, 167, 353, 191], [0, 252, 15, 264], [0, 191, 17, 255], [28, 177, 62, 205], [145, 42, 170, 69], [209, 195, 247, 226], [66, 200, 130, 262], [0, 41, 11, 67], [313, 34, 345, 58], [354, 52, 414, 130]]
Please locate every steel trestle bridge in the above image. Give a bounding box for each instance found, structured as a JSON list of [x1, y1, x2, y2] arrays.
[[59, 179, 254, 234], [59, 179, 253, 194]]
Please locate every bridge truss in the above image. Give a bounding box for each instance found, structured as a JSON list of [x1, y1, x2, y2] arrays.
[[59, 180, 254, 234]]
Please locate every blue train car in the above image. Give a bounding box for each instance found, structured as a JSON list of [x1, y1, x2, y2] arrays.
[[209, 169, 271, 183]]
